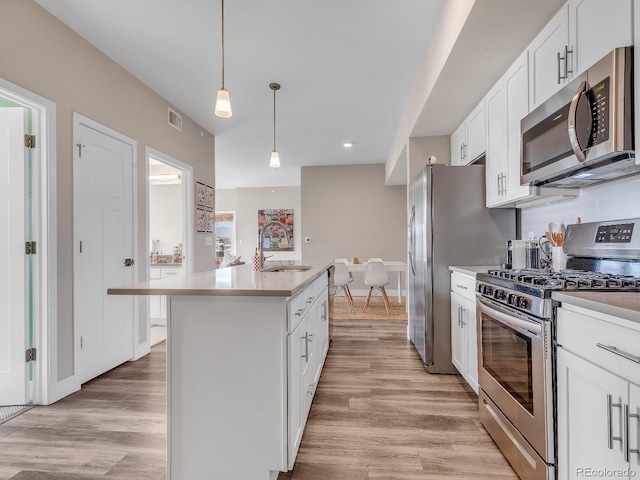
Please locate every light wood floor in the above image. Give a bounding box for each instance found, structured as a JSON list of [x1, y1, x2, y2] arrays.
[[0, 319, 517, 480]]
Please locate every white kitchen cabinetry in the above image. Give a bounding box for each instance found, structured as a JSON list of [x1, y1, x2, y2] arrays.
[[568, 0, 633, 80], [557, 304, 640, 479], [287, 279, 329, 468], [163, 269, 330, 479], [450, 271, 478, 393], [485, 50, 577, 208], [528, 0, 632, 111], [451, 101, 485, 166], [149, 265, 183, 324], [528, 6, 569, 110]]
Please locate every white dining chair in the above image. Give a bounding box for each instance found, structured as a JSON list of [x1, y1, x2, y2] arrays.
[[333, 259, 354, 311], [363, 258, 390, 313]]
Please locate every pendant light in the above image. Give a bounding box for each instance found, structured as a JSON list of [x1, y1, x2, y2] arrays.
[[214, 0, 232, 118], [269, 82, 281, 168]]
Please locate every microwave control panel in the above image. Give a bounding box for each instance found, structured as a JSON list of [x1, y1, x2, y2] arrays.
[[595, 222, 634, 243], [588, 76, 610, 147]]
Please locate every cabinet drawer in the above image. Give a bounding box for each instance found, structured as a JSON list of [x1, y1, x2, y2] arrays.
[[451, 272, 476, 301], [557, 306, 640, 383], [287, 273, 328, 332]]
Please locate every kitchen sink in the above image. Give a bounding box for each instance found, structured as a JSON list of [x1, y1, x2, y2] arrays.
[[261, 265, 313, 273]]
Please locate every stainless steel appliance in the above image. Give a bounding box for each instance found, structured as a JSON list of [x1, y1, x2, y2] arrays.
[[521, 46, 638, 188], [476, 218, 640, 480], [407, 164, 515, 373]]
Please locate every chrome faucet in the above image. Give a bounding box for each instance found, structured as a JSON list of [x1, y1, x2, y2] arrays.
[[259, 220, 289, 267]]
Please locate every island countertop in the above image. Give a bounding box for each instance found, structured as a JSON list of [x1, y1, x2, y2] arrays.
[[107, 261, 332, 297]]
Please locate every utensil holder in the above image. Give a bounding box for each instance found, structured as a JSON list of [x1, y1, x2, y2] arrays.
[[552, 246, 568, 271]]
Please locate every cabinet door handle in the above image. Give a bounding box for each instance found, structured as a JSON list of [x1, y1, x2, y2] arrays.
[[608, 394, 623, 449], [307, 383, 314, 395], [302, 333, 309, 361], [321, 301, 327, 321], [557, 50, 563, 84], [295, 308, 305, 317], [306, 296, 314, 304], [497, 174, 501, 196], [564, 45, 573, 77], [597, 343, 640, 364], [460, 143, 464, 161], [456, 284, 467, 290], [626, 404, 640, 462]]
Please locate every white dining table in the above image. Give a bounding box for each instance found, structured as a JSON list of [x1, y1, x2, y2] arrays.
[[344, 260, 407, 303]]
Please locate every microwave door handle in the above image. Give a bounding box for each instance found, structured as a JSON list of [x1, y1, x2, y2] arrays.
[[567, 80, 589, 163], [477, 297, 542, 336]]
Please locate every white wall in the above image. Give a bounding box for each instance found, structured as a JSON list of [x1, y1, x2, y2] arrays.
[[520, 176, 640, 238], [149, 184, 183, 256], [215, 187, 302, 264]]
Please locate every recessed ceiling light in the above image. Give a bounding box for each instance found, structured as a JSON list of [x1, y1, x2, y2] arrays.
[[343, 143, 353, 148]]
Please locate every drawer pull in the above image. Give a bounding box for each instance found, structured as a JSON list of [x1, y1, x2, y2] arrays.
[[456, 284, 468, 290], [295, 308, 305, 317], [597, 343, 640, 364]]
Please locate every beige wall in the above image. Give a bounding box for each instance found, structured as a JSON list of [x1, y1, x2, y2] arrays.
[[408, 135, 452, 181], [301, 164, 407, 292], [216, 187, 302, 264], [0, 0, 215, 383]]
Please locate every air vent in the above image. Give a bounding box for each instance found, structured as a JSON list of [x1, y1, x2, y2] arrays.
[[168, 107, 182, 132]]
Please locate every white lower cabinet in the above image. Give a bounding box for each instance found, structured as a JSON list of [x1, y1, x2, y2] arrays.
[[150, 266, 183, 324], [287, 279, 329, 469], [557, 304, 640, 479], [450, 271, 478, 393]]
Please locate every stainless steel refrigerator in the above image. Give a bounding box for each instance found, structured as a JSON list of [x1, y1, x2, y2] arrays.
[[408, 165, 515, 373]]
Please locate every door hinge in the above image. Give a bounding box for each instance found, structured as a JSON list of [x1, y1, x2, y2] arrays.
[[25, 348, 37, 362], [24, 134, 36, 149], [25, 241, 37, 255]]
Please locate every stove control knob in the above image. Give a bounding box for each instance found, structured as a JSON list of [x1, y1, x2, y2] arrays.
[[494, 289, 506, 301], [517, 296, 529, 309], [485, 286, 493, 296], [507, 293, 518, 306]]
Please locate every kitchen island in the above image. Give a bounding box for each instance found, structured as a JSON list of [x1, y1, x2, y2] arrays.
[[108, 262, 332, 480]]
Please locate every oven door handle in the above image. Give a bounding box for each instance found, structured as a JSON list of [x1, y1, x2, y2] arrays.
[[477, 297, 542, 335]]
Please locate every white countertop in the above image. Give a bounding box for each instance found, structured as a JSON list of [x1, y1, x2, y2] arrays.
[[449, 265, 499, 276], [552, 291, 640, 323], [108, 261, 331, 297]]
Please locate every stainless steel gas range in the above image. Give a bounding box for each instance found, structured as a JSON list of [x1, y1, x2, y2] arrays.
[[475, 218, 640, 480]]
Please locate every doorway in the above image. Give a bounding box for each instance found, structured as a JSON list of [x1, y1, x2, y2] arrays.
[[0, 78, 55, 406], [145, 148, 194, 349]]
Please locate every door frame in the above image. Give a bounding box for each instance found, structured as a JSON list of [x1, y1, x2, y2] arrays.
[[72, 113, 138, 390], [0, 77, 56, 405], [142, 146, 194, 359]]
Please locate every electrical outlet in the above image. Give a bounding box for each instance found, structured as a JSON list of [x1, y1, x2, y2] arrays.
[[205, 236, 213, 246]]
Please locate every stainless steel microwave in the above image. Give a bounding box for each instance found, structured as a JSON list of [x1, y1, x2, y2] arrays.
[[521, 46, 639, 188]]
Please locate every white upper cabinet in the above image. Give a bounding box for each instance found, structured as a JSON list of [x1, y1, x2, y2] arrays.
[[528, 6, 569, 110], [451, 100, 485, 166], [528, 0, 633, 111], [451, 123, 467, 166], [568, 0, 633, 77], [486, 51, 533, 207]]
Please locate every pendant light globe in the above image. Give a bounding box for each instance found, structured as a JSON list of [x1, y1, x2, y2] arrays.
[[215, 87, 232, 118], [270, 150, 280, 168]]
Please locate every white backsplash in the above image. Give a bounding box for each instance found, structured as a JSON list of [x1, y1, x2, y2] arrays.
[[520, 176, 640, 238]]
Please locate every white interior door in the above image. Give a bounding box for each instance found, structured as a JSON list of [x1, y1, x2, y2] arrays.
[[0, 107, 27, 405], [74, 122, 134, 385]]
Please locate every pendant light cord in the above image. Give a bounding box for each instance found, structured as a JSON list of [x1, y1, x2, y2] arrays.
[[221, 0, 225, 88], [273, 87, 277, 150]]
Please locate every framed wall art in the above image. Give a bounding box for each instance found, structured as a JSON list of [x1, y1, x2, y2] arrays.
[[196, 182, 206, 207], [258, 209, 294, 251]]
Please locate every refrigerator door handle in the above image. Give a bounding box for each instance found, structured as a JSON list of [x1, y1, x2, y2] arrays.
[[408, 206, 416, 276]]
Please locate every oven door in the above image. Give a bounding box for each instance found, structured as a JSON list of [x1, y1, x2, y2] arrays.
[[477, 296, 554, 462]]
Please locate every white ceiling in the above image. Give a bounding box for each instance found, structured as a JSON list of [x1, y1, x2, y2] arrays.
[[34, 0, 564, 189]]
